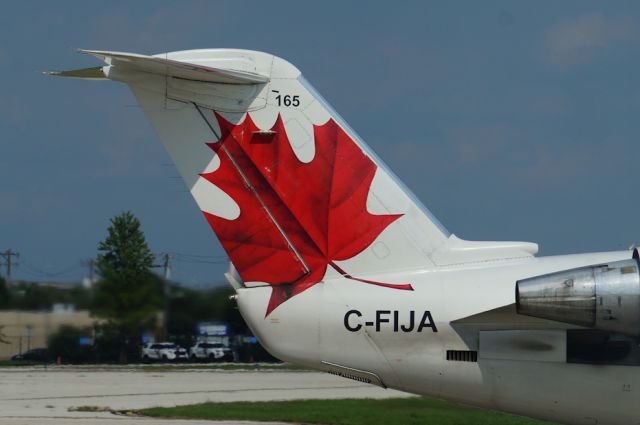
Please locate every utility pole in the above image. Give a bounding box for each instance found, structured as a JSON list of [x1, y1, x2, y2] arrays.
[[161, 253, 171, 281], [154, 253, 172, 340], [81, 259, 96, 287], [0, 249, 19, 284]]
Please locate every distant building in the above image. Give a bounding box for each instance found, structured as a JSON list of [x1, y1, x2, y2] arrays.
[[0, 309, 96, 360], [9, 280, 82, 290], [52, 303, 75, 314], [196, 321, 230, 346]]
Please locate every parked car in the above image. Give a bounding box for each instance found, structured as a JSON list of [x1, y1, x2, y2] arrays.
[[174, 345, 189, 362], [141, 342, 186, 362], [189, 342, 233, 362], [11, 348, 52, 363]]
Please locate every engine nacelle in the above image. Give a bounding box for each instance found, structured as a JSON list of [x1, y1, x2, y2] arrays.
[[516, 256, 640, 338]]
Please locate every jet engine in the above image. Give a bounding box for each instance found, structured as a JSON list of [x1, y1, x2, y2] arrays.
[[516, 253, 640, 338]]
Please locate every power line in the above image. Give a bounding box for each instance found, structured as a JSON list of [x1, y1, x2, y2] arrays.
[[170, 252, 228, 260], [164, 251, 229, 265], [1, 250, 228, 285], [0, 249, 20, 283], [172, 258, 229, 265], [19, 259, 82, 279]]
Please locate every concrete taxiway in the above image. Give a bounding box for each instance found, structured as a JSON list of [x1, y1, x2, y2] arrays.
[[0, 366, 413, 424]]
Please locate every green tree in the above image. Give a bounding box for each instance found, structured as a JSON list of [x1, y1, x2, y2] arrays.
[[17, 284, 55, 310], [5, 283, 91, 311], [91, 212, 162, 363], [47, 325, 94, 363]]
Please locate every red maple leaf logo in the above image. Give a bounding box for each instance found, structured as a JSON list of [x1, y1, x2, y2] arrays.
[[201, 112, 413, 316]]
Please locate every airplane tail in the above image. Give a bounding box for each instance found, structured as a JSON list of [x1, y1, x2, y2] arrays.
[[53, 49, 537, 315]]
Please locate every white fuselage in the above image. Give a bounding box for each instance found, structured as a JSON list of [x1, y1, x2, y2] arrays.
[[238, 250, 640, 425]]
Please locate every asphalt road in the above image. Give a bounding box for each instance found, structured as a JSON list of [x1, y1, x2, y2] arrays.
[[0, 366, 413, 424]]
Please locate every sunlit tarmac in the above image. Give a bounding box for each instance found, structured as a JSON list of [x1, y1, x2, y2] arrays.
[[0, 365, 413, 424]]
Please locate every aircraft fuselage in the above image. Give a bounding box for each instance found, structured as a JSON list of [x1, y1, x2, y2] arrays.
[[238, 250, 640, 425]]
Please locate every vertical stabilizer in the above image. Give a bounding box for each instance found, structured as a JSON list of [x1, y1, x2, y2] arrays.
[[57, 49, 458, 315]]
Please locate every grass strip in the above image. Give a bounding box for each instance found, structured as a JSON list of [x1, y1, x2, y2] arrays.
[[140, 397, 557, 425]]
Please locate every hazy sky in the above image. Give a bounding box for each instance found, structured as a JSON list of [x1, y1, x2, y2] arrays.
[[2, 1, 640, 286]]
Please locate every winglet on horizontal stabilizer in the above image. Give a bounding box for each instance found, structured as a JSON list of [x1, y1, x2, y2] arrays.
[[77, 49, 270, 84], [44, 66, 107, 80]]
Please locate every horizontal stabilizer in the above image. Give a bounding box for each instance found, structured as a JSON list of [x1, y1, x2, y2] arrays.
[[431, 234, 538, 266], [79, 49, 270, 84]]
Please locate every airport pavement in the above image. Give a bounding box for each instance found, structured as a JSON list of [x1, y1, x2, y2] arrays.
[[0, 366, 413, 424]]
